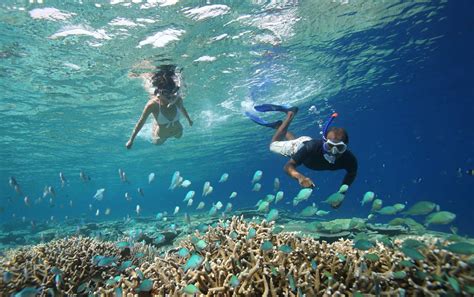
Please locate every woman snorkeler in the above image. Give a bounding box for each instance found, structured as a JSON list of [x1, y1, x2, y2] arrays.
[[126, 63, 193, 149]]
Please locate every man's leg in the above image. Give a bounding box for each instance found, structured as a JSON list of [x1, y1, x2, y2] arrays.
[[271, 109, 297, 143]]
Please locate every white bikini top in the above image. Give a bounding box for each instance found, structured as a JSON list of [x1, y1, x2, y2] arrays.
[[156, 103, 181, 126]]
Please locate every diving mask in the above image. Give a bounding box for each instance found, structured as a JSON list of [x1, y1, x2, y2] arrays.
[[323, 139, 347, 155]]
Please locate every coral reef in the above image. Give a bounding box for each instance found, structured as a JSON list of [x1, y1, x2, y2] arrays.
[[0, 237, 126, 295], [0, 216, 472, 296]]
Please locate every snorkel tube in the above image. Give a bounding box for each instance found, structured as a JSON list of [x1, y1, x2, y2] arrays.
[[322, 112, 338, 141]]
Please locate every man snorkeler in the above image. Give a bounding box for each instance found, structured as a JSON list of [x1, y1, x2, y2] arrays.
[[247, 104, 357, 190]]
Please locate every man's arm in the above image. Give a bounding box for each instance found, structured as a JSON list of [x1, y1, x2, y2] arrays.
[[341, 154, 358, 186], [126, 103, 153, 149], [284, 159, 315, 188]]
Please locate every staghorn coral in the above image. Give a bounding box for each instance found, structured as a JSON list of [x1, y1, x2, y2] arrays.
[[97, 216, 473, 296], [0, 236, 128, 296], [1, 216, 472, 296]]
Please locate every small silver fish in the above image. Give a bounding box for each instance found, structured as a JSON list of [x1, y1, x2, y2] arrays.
[[148, 172, 155, 184], [14, 184, 22, 195], [80, 170, 91, 182], [202, 181, 211, 196], [252, 170, 263, 184], [42, 186, 49, 198], [273, 177, 280, 192], [196, 202, 205, 210], [9, 176, 18, 188], [59, 172, 67, 188], [122, 172, 129, 183], [219, 173, 229, 183], [24, 196, 30, 207], [181, 180, 192, 188], [48, 186, 56, 198]]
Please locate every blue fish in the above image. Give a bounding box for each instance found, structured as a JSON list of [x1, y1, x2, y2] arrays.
[[115, 287, 123, 297], [97, 256, 117, 267], [246, 228, 257, 240], [229, 275, 240, 287], [177, 248, 190, 258], [137, 279, 153, 292], [116, 241, 132, 249], [3, 271, 12, 283], [119, 260, 133, 272], [154, 234, 166, 244], [183, 254, 203, 272], [14, 287, 41, 297], [279, 245, 293, 254], [55, 273, 63, 287]]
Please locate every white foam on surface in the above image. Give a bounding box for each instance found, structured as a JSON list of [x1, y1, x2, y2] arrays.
[[109, 17, 139, 27], [183, 5, 230, 21], [137, 28, 185, 48], [29, 7, 75, 21], [49, 25, 111, 40], [239, 8, 300, 45], [110, 0, 178, 7], [63, 62, 81, 70], [193, 56, 217, 62], [210, 34, 228, 42], [136, 18, 156, 23], [141, 0, 178, 8]]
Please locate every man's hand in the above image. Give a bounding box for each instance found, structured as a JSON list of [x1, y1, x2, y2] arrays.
[[298, 176, 315, 188], [125, 139, 133, 149]]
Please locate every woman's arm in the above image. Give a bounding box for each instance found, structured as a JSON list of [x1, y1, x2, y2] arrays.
[[176, 98, 193, 126], [126, 102, 154, 149]]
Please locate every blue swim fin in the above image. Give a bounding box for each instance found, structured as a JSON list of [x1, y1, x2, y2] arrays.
[[245, 112, 282, 128], [254, 104, 296, 113]]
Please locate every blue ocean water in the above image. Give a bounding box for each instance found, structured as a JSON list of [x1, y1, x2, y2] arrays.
[[0, 0, 473, 239]]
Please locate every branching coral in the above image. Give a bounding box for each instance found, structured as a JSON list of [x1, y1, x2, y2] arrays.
[[0, 237, 124, 295], [0, 216, 472, 296]]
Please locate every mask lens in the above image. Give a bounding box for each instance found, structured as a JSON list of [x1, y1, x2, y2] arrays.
[[335, 144, 346, 153], [325, 140, 346, 154]]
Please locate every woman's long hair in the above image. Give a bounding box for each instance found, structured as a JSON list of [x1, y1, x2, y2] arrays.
[[152, 65, 177, 95]]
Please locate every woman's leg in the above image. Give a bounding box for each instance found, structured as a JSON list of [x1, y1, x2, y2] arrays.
[[173, 122, 183, 139], [151, 122, 167, 145]]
